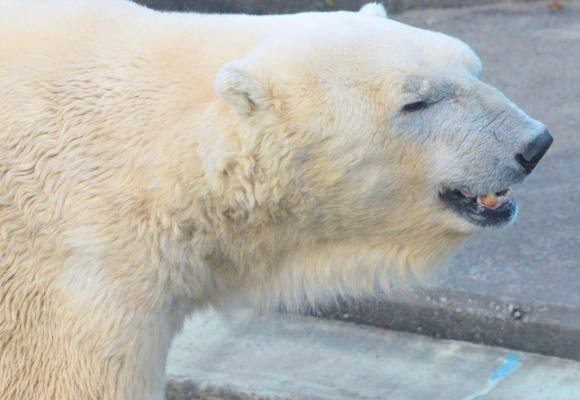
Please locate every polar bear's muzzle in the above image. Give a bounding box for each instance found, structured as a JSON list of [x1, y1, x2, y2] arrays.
[[439, 129, 553, 227]]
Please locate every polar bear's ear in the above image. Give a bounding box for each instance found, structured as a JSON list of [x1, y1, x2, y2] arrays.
[[359, 2, 388, 18], [215, 59, 272, 116]]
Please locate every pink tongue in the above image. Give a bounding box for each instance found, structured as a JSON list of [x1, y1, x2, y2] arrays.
[[477, 190, 512, 209]]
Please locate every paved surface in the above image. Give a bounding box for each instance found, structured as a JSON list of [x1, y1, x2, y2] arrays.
[[166, 312, 580, 400], [157, 1, 580, 398], [135, 0, 547, 15]]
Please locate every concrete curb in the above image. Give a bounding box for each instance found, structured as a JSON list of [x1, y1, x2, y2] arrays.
[[163, 291, 580, 399], [165, 379, 301, 400], [315, 289, 580, 361], [134, 0, 544, 15]]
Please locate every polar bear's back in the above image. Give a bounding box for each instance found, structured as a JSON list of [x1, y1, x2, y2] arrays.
[[0, 0, 152, 58]]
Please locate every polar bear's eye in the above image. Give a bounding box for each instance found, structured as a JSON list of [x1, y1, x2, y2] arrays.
[[403, 101, 427, 112]]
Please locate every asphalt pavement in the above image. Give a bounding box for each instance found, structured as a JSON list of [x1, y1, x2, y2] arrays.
[[164, 1, 580, 398]]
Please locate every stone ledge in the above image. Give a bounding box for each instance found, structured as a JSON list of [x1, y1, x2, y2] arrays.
[[133, 0, 542, 15], [315, 288, 580, 361], [165, 379, 300, 400]]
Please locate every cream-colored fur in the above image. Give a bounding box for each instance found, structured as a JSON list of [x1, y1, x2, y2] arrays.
[[0, 1, 546, 399]]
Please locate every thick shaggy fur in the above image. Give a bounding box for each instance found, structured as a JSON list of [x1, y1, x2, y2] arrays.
[[0, 1, 545, 399]]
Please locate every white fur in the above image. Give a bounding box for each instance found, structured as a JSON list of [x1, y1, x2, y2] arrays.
[[0, 1, 545, 399], [360, 2, 388, 18]]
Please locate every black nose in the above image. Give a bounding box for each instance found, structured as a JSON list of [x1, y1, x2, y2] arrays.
[[515, 129, 553, 173]]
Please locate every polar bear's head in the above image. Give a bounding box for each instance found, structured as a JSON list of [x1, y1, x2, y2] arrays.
[[211, 4, 552, 308]]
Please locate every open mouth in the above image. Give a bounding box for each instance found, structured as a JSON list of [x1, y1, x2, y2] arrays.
[[439, 188, 517, 227]]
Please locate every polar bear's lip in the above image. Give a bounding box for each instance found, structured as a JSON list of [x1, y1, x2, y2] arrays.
[[439, 188, 517, 227], [459, 189, 513, 210]]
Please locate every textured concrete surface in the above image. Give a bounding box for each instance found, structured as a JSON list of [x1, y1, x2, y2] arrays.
[[319, 289, 580, 360], [133, 0, 544, 15], [166, 312, 580, 400]]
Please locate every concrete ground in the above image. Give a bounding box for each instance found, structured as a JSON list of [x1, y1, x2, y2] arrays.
[[166, 311, 580, 400], [135, 0, 550, 16], [163, 1, 580, 398]]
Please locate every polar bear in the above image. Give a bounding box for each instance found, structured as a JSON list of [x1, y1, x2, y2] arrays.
[[0, 1, 552, 399]]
